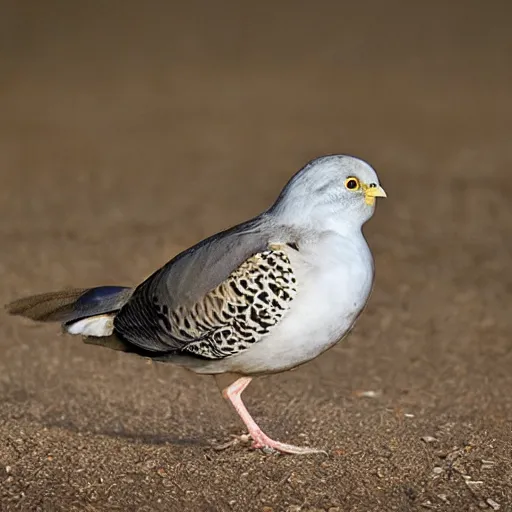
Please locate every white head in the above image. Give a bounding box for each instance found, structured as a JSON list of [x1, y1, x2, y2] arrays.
[[269, 155, 386, 233]]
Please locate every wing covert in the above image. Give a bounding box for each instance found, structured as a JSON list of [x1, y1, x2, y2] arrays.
[[113, 219, 296, 356], [175, 247, 296, 358]]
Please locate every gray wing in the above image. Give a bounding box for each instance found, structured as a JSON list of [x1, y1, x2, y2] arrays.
[[114, 218, 297, 358]]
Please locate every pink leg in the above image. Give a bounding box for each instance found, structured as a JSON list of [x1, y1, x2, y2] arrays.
[[222, 377, 325, 455]]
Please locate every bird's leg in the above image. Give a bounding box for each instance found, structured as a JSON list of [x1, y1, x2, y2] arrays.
[[222, 376, 325, 455]]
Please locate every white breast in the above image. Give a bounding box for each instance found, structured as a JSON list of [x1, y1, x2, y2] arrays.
[[222, 230, 375, 375]]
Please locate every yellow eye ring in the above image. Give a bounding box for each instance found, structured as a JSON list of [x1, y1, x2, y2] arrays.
[[344, 177, 360, 191]]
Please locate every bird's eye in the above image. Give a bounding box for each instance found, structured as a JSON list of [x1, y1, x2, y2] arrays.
[[344, 177, 360, 191]]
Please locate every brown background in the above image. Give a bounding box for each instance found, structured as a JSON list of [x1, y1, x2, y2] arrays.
[[1, 1, 511, 511]]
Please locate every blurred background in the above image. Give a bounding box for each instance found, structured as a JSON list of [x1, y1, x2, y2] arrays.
[[1, 1, 511, 510]]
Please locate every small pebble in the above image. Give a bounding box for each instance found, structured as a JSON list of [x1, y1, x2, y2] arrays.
[[421, 436, 438, 443], [5, 466, 11, 474], [432, 467, 443, 474], [481, 460, 495, 470], [355, 390, 381, 398], [486, 498, 500, 510], [144, 460, 157, 470]]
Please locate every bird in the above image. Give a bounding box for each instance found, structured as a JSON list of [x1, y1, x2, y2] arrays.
[[5, 154, 387, 455]]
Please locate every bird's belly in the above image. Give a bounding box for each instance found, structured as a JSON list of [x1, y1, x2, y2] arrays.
[[224, 257, 374, 375]]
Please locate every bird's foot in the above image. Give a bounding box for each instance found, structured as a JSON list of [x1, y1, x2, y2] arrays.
[[221, 377, 326, 455], [249, 431, 326, 455]]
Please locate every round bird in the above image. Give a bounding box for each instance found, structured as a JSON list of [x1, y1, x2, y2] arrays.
[[6, 154, 387, 454]]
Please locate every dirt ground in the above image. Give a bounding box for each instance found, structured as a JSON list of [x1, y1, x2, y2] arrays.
[[1, 1, 511, 511]]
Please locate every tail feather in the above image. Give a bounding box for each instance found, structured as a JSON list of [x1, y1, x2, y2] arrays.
[[6, 285, 171, 356], [5, 286, 133, 324]]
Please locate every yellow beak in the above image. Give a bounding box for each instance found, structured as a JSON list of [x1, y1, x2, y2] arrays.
[[363, 184, 387, 205]]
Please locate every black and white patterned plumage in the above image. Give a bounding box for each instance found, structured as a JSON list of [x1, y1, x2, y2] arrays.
[[171, 248, 297, 359]]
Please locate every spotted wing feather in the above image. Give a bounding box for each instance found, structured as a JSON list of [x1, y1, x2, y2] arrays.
[[172, 248, 297, 359]]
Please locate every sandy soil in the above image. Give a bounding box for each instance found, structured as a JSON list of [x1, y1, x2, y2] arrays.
[[1, 1, 511, 510]]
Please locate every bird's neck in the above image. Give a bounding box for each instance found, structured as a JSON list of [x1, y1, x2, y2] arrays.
[[269, 209, 367, 240], [269, 197, 374, 236]]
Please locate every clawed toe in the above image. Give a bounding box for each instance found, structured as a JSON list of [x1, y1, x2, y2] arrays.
[[211, 433, 251, 451], [250, 435, 327, 455], [212, 433, 325, 455]]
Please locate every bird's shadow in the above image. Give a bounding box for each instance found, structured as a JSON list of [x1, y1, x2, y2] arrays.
[[41, 416, 211, 448], [2, 385, 230, 450]]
